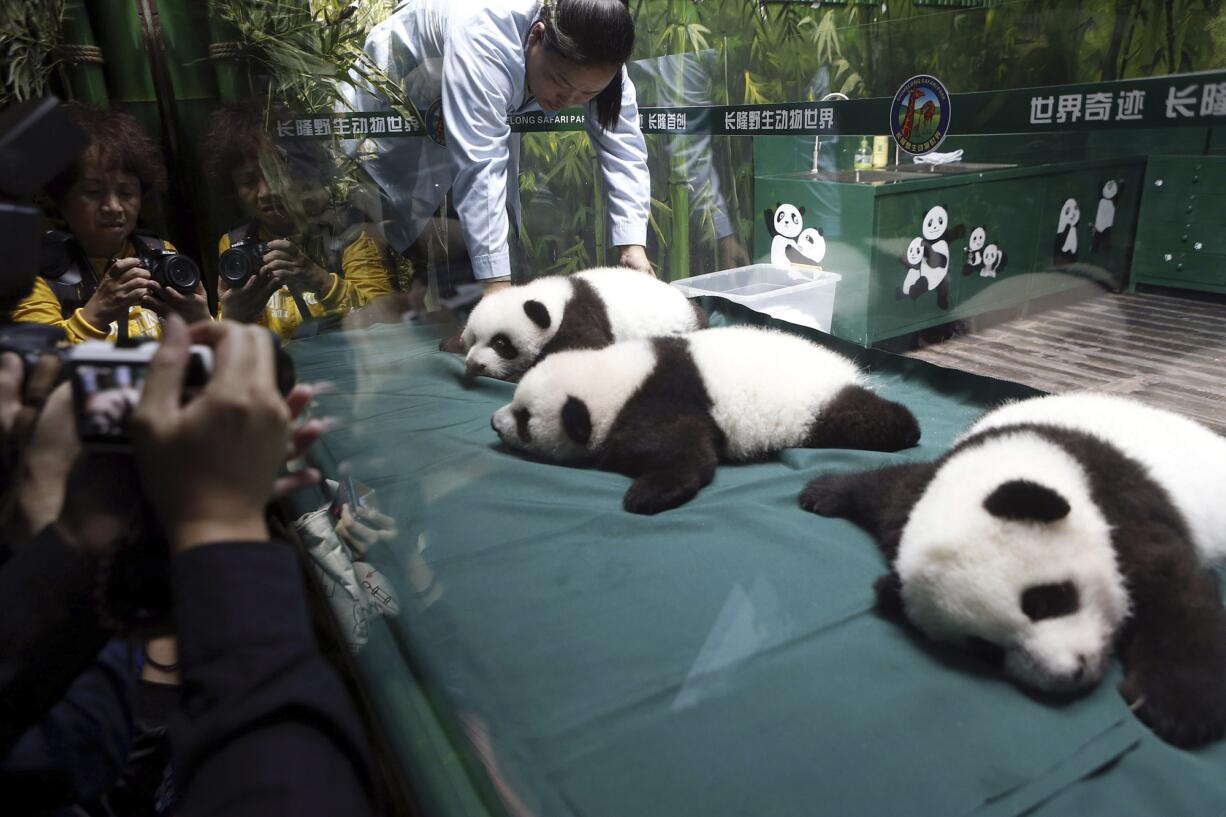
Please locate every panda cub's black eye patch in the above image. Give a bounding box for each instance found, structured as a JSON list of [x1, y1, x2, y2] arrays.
[[513, 407, 532, 442], [490, 333, 518, 360], [1021, 581, 1080, 622]]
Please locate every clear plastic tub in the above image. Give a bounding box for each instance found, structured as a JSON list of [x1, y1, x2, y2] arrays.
[[671, 264, 842, 333]]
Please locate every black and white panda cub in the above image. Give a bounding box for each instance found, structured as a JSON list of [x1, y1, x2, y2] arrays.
[[463, 267, 707, 381], [799, 392, 1226, 747], [492, 326, 921, 514]]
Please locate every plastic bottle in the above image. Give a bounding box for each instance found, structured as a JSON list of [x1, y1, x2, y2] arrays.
[[854, 137, 872, 170], [872, 135, 890, 168]]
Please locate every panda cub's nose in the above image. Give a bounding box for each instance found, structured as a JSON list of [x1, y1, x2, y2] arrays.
[[466, 360, 487, 378]]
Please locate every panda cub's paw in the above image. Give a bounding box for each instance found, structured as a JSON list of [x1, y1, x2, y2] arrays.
[[1120, 656, 1226, 747], [799, 474, 851, 517], [623, 469, 707, 515]]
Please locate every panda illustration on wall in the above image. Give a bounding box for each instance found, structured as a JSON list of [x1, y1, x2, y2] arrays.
[[962, 226, 986, 277], [799, 392, 1226, 748], [765, 203, 805, 266], [897, 237, 925, 300], [1091, 180, 1118, 253], [914, 204, 965, 310], [1054, 197, 1080, 265], [787, 226, 826, 268], [980, 243, 1007, 278]]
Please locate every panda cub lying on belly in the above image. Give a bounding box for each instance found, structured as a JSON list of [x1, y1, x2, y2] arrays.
[[799, 392, 1226, 747], [462, 267, 707, 381], [492, 326, 921, 514]]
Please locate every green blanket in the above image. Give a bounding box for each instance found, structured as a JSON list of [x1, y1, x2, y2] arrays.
[[289, 298, 1226, 817]]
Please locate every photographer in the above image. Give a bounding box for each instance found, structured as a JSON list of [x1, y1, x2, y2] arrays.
[[9, 103, 210, 343], [204, 104, 395, 339], [1, 318, 374, 815]]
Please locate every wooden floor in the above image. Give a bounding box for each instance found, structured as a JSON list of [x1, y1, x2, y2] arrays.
[[904, 288, 1226, 434]]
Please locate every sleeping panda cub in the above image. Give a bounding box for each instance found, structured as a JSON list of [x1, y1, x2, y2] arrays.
[[799, 392, 1226, 747], [492, 326, 921, 514], [462, 267, 707, 381]]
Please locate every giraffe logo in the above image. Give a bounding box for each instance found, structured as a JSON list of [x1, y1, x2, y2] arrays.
[[891, 75, 951, 155]]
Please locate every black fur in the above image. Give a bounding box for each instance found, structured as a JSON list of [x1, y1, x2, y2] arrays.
[[799, 421, 1226, 747], [689, 299, 709, 329], [983, 479, 1071, 522], [523, 300, 551, 329], [561, 396, 592, 446], [513, 407, 533, 443], [535, 276, 614, 362], [803, 385, 921, 452], [1021, 581, 1080, 622], [597, 336, 722, 515]]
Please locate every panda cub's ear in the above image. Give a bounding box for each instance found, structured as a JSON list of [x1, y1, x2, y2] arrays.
[[523, 300, 551, 329], [984, 479, 1070, 523], [561, 396, 592, 445]]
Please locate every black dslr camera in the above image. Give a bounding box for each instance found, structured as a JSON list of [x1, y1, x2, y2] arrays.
[[133, 239, 201, 295], [218, 239, 269, 288]]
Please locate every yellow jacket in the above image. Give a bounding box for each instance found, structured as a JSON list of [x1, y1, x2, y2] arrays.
[[12, 238, 174, 343], [216, 226, 394, 340]]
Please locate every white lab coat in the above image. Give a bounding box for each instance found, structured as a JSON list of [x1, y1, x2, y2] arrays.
[[341, 0, 650, 281]]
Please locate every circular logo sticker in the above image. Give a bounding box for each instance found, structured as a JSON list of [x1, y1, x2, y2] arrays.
[[426, 98, 446, 147], [890, 74, 951, 155]]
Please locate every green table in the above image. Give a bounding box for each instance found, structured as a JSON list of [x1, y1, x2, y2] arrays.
[[289, 299, 1226, 817]]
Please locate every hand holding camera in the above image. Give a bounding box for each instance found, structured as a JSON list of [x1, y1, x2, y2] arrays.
[[79, 257, 151, 329], [132, 316, 293, 552], [260, 239, 332, 294]]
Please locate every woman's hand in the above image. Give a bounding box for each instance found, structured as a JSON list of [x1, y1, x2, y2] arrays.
[[261, 239, 332, 294], [80, 258, 152, 329], [146, 279, 213, 324], [616, 244, 654, 277], [219, 270, 283, 324]]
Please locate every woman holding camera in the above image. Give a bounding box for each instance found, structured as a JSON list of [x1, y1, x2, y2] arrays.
[[205, 105, 395, 340], [11, 103, 211, 343]]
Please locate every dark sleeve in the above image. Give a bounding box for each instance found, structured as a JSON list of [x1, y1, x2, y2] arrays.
[[0, 525, 109, 755], [0, 639, 140, 808], [170, 540, 375, 817]]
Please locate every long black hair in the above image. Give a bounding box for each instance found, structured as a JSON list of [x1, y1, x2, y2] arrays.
[[538, 0, 635, 130]]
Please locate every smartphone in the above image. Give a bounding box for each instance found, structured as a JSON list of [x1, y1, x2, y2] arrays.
[[67, 340, 213, 449]]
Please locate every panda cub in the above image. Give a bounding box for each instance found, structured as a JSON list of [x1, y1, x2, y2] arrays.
[[799, 392, 1226, 747], [463, 267, 707, 381], [492, 326, 921, 515]]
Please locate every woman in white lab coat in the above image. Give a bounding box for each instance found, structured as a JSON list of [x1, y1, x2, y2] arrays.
[[345, 0, 652, 296]]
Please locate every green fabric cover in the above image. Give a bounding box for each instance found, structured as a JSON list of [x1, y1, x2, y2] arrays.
[[289, 298, 1226, 817]]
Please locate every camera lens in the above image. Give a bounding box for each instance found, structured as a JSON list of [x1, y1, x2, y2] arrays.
[[162, 254, 201, 294], [218, 246, 256, 285]]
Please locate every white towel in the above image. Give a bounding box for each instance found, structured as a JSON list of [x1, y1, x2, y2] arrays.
[[912, 149, 965, 165]]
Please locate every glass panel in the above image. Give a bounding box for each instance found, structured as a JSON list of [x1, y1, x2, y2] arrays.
[[5, 2, 1226, 816]]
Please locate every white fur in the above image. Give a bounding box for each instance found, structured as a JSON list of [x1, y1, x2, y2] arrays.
[[966, 392, 1226, 563], [687, 327, 863, 459], [463, 267, 701, 381], [492, 326, 864, 462], [921, 205, 948, 241], [898, 430, 1129, 692], [492, 341, 657, 460]]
